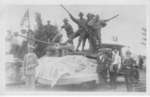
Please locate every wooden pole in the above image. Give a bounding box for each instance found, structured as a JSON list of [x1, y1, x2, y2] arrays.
[[26, 9, 32, 52]]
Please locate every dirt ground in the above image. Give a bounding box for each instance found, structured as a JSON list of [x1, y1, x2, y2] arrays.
[[5, 69, 146, 92]]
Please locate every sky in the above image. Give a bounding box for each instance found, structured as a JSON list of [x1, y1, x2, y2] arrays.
[[1, 5, 146, 55]]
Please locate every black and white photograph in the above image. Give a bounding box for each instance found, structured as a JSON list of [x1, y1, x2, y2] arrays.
[[0, 0, 149, 94]]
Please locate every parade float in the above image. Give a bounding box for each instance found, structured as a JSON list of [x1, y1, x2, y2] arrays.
[[6, 5, 139, 90]]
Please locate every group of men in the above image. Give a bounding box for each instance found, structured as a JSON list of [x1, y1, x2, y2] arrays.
[[96, 48, 138, 90], [97, 49, 121, 85], [61, 12, 111, 52], [22, 11, 120, 89]]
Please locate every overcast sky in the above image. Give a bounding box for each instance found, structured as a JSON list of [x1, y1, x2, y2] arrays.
[[2, 5, 146, 55]]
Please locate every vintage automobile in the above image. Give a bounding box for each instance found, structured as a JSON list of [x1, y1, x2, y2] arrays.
[[95, 43, 140, 91]]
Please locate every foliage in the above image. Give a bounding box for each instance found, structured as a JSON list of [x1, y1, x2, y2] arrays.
[[34, 12, 62, 57], [6, 31, 28, 59], [7, 12, 62, 58]]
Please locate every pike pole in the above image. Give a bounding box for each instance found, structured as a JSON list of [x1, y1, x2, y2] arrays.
[[105, 14, 119, 22], [60, 4, 72, 15], [15, 32, 55, 45]]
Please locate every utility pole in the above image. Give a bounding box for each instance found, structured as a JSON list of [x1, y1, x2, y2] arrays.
[[141, 27, 147, 46], [21, 9, 32, 52]]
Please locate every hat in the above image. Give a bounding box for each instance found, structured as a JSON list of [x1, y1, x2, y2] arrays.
[[113, 49, 118, 53], [47, 20, 51, 24], [126, 50, 131, 56], [79, 12, 84, 16], [87, 13, 95, 18], [63, 18, 68, 22]]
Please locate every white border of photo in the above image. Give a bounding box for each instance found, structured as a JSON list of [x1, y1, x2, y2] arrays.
[[0, 0, 149, 96]]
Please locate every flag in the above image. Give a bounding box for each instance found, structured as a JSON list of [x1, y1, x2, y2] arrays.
[[20, 9, 29, 26]]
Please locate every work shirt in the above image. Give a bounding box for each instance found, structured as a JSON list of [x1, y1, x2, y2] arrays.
[[123, 57, 136, 68], [69, 15, 87, 29], [88, 16, 107, 30], [62, 23, 74, 38], [112, 53, 121, 65], [97, 53, 112, 72]]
